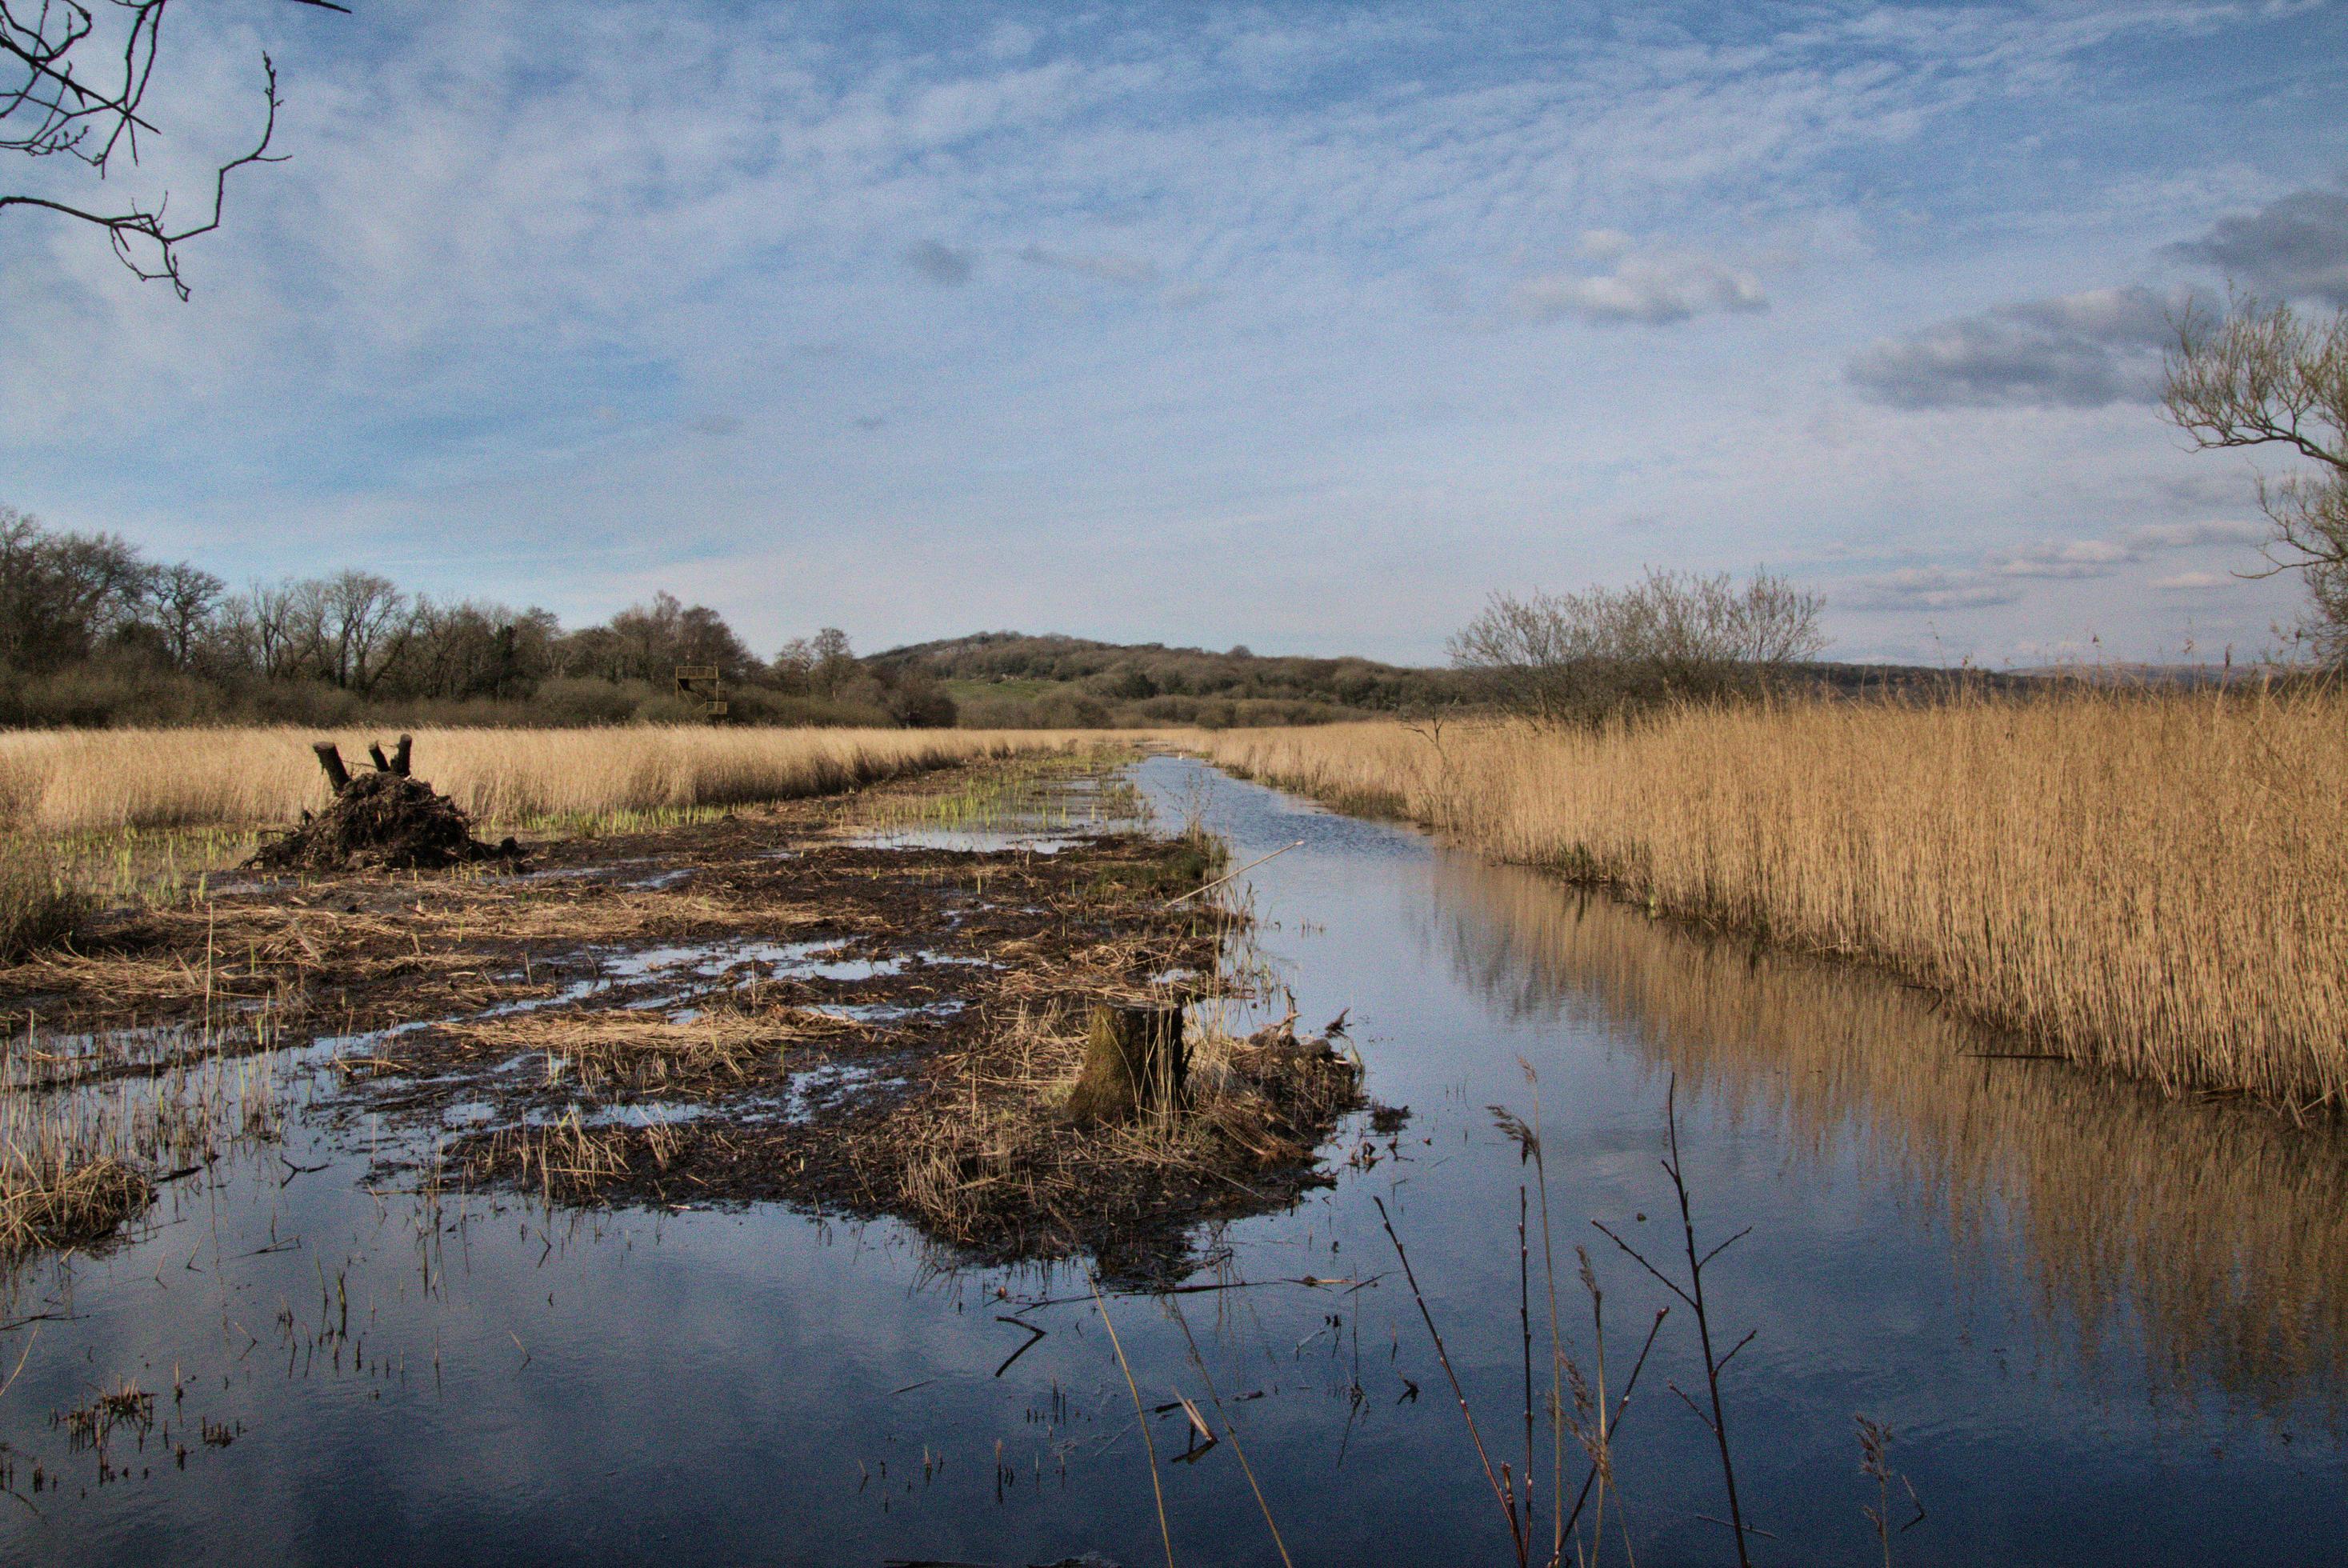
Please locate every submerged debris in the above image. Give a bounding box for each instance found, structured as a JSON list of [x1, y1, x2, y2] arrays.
[[249, 768, 519, 874]]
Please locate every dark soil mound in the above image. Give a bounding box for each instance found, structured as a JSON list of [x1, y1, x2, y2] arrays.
[[250, 771, 518, 873]]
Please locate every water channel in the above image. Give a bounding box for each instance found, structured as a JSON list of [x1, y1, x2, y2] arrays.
[[1, 754, 2342, 1564]]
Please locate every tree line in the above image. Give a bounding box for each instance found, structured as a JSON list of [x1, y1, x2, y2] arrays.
[[0, 507, 950, 728]]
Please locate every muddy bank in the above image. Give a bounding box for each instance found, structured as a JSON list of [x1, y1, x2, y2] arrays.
[[2, 756, 1371, 1277]]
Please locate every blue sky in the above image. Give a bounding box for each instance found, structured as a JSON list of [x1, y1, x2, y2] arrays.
[[4, 0, 2346, 666]]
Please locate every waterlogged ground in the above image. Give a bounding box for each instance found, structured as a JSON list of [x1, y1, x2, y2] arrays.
[[2, 756, 2344, 1564]]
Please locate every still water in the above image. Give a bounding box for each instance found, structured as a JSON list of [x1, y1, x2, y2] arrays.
[[2, 756, 2342, 1564]]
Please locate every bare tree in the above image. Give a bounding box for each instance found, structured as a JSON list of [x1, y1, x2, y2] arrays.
[[2, 0, 346, 298], [151, 558, 222, 666], [0, 502, 157, 668], [226, 578, 313, 678], [1450, 567, 1826, 725], [399, 599, 557, 700], [808, 626, 856, 694], [317, 567, 410, 690], [2162, 297, 2348, 667]]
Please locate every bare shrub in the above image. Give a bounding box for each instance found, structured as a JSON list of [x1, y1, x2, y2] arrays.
[[1449, 567, 1825, 724]]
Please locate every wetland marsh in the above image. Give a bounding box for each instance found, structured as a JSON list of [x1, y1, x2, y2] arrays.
[[0, 752, 2342, 1564]]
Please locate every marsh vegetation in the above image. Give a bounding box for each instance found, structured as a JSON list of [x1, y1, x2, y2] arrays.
[[1193, 683, 2348, 1112]]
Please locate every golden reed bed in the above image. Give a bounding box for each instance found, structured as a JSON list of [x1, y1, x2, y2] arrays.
[[0, 726, 1094, 832], [1184, 689, 2348, 1110]]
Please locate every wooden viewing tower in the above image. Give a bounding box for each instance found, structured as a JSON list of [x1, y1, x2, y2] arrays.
[[674, 664, 726, 719]]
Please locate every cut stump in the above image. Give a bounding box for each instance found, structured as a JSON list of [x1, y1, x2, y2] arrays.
[[1068, 1004, 1186, 1123], [312, 742, 352, 793]]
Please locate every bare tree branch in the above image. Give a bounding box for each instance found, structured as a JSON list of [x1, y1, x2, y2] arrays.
[[2162, 295, 2348, 667], [1, 0, 347, 298]]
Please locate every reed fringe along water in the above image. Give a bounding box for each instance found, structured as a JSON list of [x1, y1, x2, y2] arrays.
[[1183, 686, 2348, 1110], [0, 726, 1097, 834]]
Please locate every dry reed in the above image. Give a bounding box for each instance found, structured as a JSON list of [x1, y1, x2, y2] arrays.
[[1187, 687, 2348, 1108], [0, 726, 1103, 834], [448, 1005, 858, 1091]]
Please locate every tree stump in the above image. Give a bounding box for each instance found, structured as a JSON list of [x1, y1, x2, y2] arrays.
[[1067, 1004, 1186, 1123], [312, 742, 351, 794]]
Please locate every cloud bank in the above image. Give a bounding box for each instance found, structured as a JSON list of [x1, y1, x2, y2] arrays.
[[2168, 183, 2348, 306], [1846, 285, 2178, 410]]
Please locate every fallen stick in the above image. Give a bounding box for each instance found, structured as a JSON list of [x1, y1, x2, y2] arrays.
[[1164, 839, 1305, 908]]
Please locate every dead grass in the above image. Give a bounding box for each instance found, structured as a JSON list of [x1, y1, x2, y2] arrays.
[[0, 726, 1110, 835], [2, 746, 1366, 1274], [449, 1004, 861, 1092], [884, 993, 1364, 1270], [1185, 685, 2348, 1110], [0, 1154, 154, 1261], [0, 838, 90, 959], [465, 1112, 641, 1203], [60, 1378, 155, 1459]]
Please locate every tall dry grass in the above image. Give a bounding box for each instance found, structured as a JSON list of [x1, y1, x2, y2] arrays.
[[0, 726, 1098, 834], [1187, 687, 2348, 1109]]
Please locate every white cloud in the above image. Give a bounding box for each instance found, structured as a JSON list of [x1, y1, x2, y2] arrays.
[[1017, 246, 1161, 286], [1576, 228, 1634, 262], [0, 0, 2322, 663], [1990, 539, 2138, 578], [984, 21, 1040, 62], [2152, 570, 2233, 591], [1842, 567, 2021, 612], [1510, 250, 1767, 326]]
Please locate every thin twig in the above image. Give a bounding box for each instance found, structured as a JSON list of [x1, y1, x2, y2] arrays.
[[1374, 1194, 1528, 1564], [1162, 840, 1304, 906], [1520, 1186, 1536, 1555], [1167, 1298, 1294, 1568], [1558, 1306, 1668, 1545], [1090, 1272, 1175, 1568], [1664, 1077, 1753, 1567]]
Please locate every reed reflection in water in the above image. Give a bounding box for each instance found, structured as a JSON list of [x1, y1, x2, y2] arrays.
[[1428, 851, 2348, 1423]]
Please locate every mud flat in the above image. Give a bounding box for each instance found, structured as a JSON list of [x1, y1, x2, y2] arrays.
[[1, 752, 1366, 1278]]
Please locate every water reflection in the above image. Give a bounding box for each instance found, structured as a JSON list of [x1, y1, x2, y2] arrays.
[[1430, 852, 2348, 1419]]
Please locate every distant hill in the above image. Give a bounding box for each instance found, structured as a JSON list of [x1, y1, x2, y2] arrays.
[[866, 631, 2056, 728], [865, 632, 1474, 727], [2003, 662, 2268, 688]]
